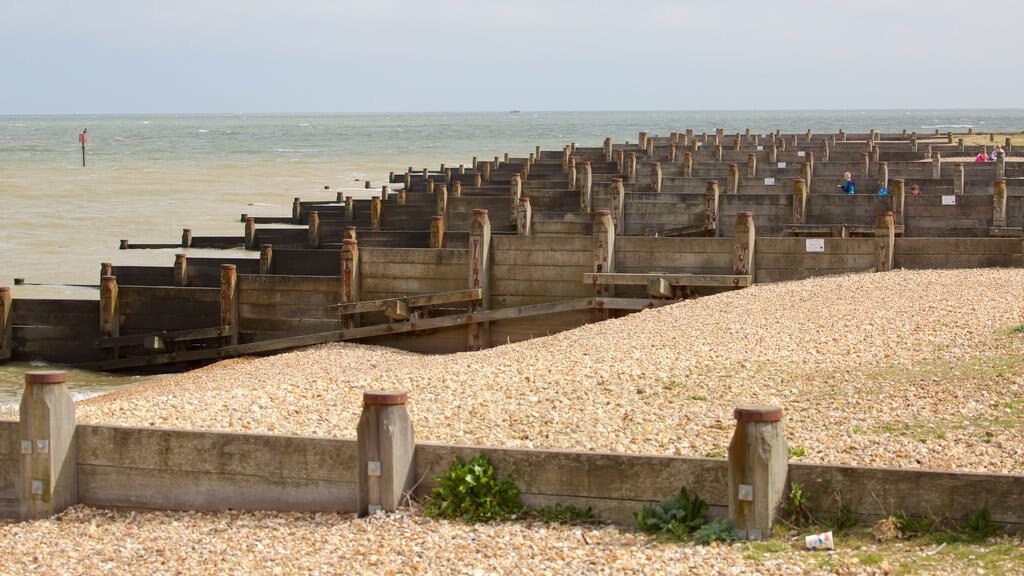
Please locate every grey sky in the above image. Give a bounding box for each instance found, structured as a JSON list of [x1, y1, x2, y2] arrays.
[[2, 0, 1018, 114]]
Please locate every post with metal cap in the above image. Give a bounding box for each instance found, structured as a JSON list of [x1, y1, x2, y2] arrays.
[[20, 370, 78, 520], [728, 406, 787, 540], [220, 264, 238, 346], [0, 286, 11, 360], [357, 391, 415, 516]]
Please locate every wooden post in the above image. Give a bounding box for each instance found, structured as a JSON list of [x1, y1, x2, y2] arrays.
[[616, 150, 625, 174], [430, 215, 445, 248], [259, 244, 273, 274], [580, 161, 593, 213], [397, 188, 407, 206], [344, 226, 357, 242], [345, 196, 355, 219], [100, 262, 112, 279], [516, 198, 532, 236], [307, 211, 320, 248], [100, 276, 119, 359], [638, 131, 648, 150], [821, 139, 830, 162], [610, 178, 625, 236], [510, 173, 522, 224], [20, 370, 78, 520], [683, 152, 693, 177], [792, 179, 807, 225], [727, 164, 739, 194], [876, 162, 888, 193], [728, 406, 787, 540], [668, 144, 677, 163], [467, 210, 491, 350], [628, 153, 637, 183], [593, 210, 616, 310], [860, 152, 871, 183], [173, 254, 188, 287], [603, 137, 613, 162], [646, 136, 655, 156], [567, 158, 577, 191], [181, 228, 192, 248], [436, 183, 448, 219], [371, 196, 382, 231], [734, 212, 755, 278], [953, 162, 964, 195], [220, 264, 238, 346], [244, 217, 256, 250], [747, 153, 757, 177], [482, 162, 491, 182], [381, 185, 390, 202], [356, 391, 415, 516], [933, 154, 942, 180], [733, 133, 741, 151], [996, 156, 1006, 180], [994, 180, 1008, 228], [769, 145, 777, 164], [0, 286, 11, 360], [426, 178, 435, 195], [652, 162, 662, 193], [292, 197, 302, 224], [714, 144, 723, 162], [910, 132, 918, 152], [404, 172, 412, 192], [705, 180, 720, 237], [876, 212, 895, 272], [891, 180, 906, 227], [452, 180, 462, 198], [341, 239, 360, 329]]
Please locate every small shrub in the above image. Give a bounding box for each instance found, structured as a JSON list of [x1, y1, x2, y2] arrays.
[[958, 507, 1004, 541], [694, 517, 741, 545], [783, 482, 812, 527], [827, 503, 858, 531], [536, 503, 600, 525], [635, 487, 709, 539], [787, 446, 806, 459], [1011, 323, 1024, 334], [423, 454, 524, 523], [892, 510, 937, 537]]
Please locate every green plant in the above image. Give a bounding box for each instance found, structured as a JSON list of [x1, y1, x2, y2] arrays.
[[828, 503, 858, 531], [1011, 323, 1024, 334], [704, 448, 726, 459], [689, 394, 707, 401], [892, 510, 937, 537], [693, 517, 741, 545], [535, 503, 599, 525], [958, 507, 1004, 541], [635, 487, 709, 539], [423, 454, 524, 523], [783, 482, 812, 527], [787, 446, 806, 458]]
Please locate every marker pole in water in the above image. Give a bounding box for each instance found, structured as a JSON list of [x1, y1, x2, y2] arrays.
[[79, 128, 88, 166]]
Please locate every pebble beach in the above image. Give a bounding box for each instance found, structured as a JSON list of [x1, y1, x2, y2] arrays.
[[2, 267, 1023, 574]]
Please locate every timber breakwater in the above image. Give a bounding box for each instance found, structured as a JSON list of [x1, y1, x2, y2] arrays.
[[0, 127, 1021, 372]]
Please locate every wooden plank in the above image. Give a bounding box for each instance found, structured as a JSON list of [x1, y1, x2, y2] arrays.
[[583, 273, 752, 288], [96, 325, 235, 348]]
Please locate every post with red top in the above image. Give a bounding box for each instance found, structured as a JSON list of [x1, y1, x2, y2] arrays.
[[357, 391, 415, 516], [0, 287, 11, 360], [728, 406, 787, 540], [20, 370, 78, 520], [220, 264, 238, 346]]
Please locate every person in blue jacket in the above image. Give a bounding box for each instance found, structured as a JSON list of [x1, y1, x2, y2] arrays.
[[838, 171, 855, 194]]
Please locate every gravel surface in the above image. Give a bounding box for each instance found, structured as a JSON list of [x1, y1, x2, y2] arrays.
[[2, 268, 1022, 575]]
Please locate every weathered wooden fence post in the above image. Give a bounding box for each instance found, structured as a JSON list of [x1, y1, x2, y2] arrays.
[[953, 162, 964, 196], [705, 180, 720, 237], [371, 196, 382, 231], [344, 226, 357, 242], [668, 144, 677, 163], [792, 179, 807, 225], [769, 145, 777, 164], [603, 137, 613, 162], [610, 178, 626, 236], [510, 174, 522, 224], [341, 239, 360, 329], [467, 210, 492, 350], [727, 164, 739, 194], [593, 210, 616, 319], [579, 161, 593, 213], [430, 216, 445, 249], [181, 228, 192, 248], [821, 139, 830, 162], [638, 131, 648, 151], [292, 197, 302, 224], [452, 180, 462, 198], [100, 275, 119, 358], [381, 185, 390, 202], [932, 153, 942, 180], [652, 162, 662, 193], [860, 152, 871, 183], [891, 179, 905, 227], [220, 264, 238, 346], [516, 197, 532, 236], [20, 370, 78, 520], [627, 153, 637, 184], [728, 406, 787, 540], [259, 244, 273, 275], [436, 184, 448, 221], [0, 287, 11, 360], [307, 211, 320, 249], [996, 156, 1006, 180], [993, 180, 1008, 228], [100, 262, 112, 279], [174, 254, 188, 287], [747, 153, 757, 178], [683, 152, 693, 177], [734, 212, 755, 279], [876, 212, 895, 272], [356, 391, 415, 516], [244, 217, 257, 250], [876, 162, 888, 193], [345, 196, 355, 219], [567, 158, 577, 191]]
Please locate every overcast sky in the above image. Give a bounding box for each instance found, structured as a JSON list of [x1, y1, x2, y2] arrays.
[[2, 0, 1019, 114]]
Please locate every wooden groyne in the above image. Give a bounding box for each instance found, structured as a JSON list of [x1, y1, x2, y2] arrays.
[[2, 128, 1022, 371]]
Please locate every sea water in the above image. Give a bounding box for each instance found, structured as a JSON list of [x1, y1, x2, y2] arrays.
[[2, 109, 1022, 408]]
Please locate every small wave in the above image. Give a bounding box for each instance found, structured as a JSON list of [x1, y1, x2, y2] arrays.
[[921, 124, 974, 129], [197, 129, 209, 133]]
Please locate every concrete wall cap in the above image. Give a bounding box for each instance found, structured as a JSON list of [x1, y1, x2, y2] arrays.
[[25, 370, 69, 385]]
